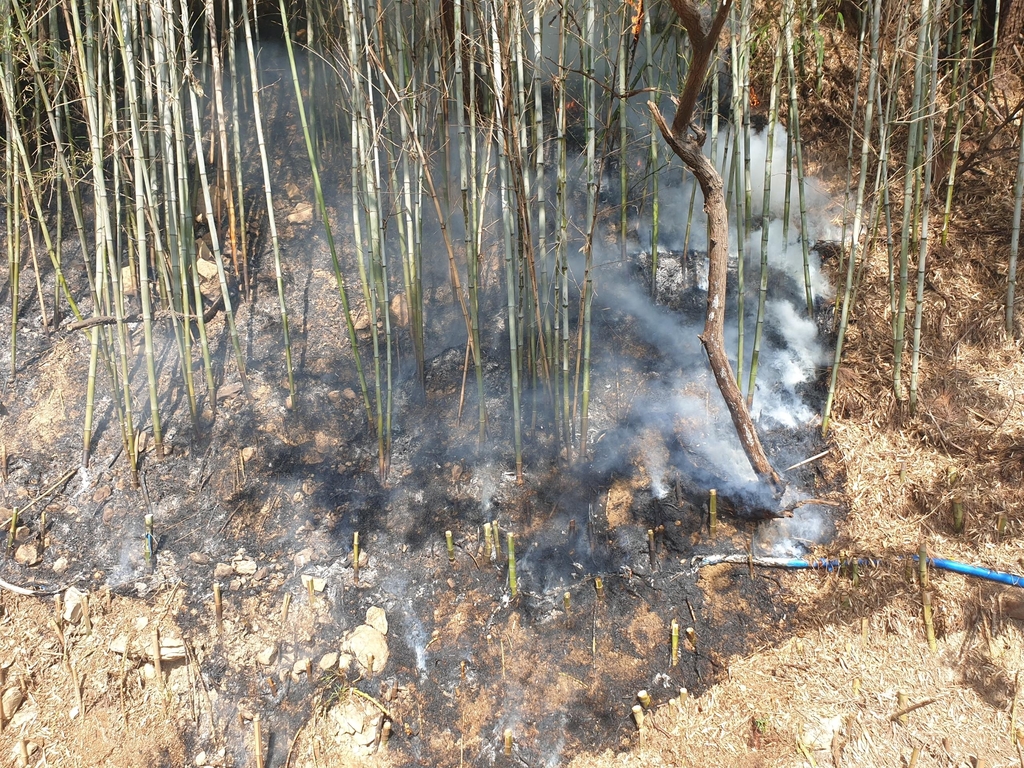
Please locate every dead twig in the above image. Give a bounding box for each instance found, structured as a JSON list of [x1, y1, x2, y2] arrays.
[[889, 696, 940, 722]]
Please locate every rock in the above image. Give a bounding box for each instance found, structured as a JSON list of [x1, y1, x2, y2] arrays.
[[213, 563, 233, 579], [190, 552, 211, 564], [252, 566, 269, 582], [216, 382, 244, 401], [390, 294, 409, 327], [241, 446, 257, 462], [365, 607, 388, 635], [2, 687, 24, 719], [52, 557, 68, 574], [257, 645, 278, 666], [195, 258, 220, 280], [109, 635, 133, 656], [13, 526, 30, 543], [232, 559, 257, 576], [319, 652, 339, 671], [301, 574, 326, 593], [292, 658, 311, 676], [14, 543, 41, 566], [344, 624, 388, 675], [156, 635, 186, 662], [286, 202, 313, 223], [62, 587, 88, 624], [800, 715, 843, 752], [330, 698, 382, 754], [352, 308, 371, 331], [92, 486, 111, 504], [284, 182, 301, 199], [342, 388, 357, 400]]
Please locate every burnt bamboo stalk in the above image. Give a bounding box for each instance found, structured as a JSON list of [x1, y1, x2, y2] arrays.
[[1008, 83, 1024, 334], [922, 589, 936, 651], [909, 4, 941, 414], [282, 0, 372, 426], [747, 32, 784, 408], [822, 0, 881, 436], [240, 0, 295, 404], [650, 0, 783, 492], [183, 0, 250, 405]]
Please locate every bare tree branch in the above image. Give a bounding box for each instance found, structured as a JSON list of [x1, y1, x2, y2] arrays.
[[647, 0, 785, 497]]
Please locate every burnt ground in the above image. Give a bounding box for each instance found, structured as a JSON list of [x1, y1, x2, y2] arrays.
[[0, 65, 848, 765], [0, 207, 839, 767]]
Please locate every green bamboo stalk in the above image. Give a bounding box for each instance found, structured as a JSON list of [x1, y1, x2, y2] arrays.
[[281, 0, 372, 427], [454, 0, 487, 442], [241, 0, 295, 404], [728, 5, 748, 383], [893, 0, 931, 401], [822, 0, 881, 435], [225, 0, 250, 300], [113, 0, 164, 458], [783, 0, 813, 318], [837, 4, 870, 287], [490, 1, 523, 480], [937, 0, 978, 244], [182, 0, 250, 410], [555, 0, 571, 452], [645, 4, 660, 296], [148, 0, 197, 430], [166, 0, 216, 419], [746, 31, 784, 408], [909, 4, 941, 414], [578, 0, 597, 460], [1007, 82, 1024, 334]]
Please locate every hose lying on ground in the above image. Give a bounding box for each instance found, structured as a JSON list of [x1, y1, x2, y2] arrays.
[[691, 554, 1024, 588]]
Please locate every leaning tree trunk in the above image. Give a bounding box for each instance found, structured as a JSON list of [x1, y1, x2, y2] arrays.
[[650, 0, 784, 492]]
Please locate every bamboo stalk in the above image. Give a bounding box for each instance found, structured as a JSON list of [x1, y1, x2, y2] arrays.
[[240, 0, 295, 405], [1009, 81, 1024, 334]]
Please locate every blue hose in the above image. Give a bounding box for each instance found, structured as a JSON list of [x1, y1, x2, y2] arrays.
[[694, 554, 1024, 588], [921, 556, 1024, 587]]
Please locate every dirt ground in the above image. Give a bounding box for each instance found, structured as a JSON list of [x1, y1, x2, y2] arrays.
[[3, 17, 1024, 768]]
